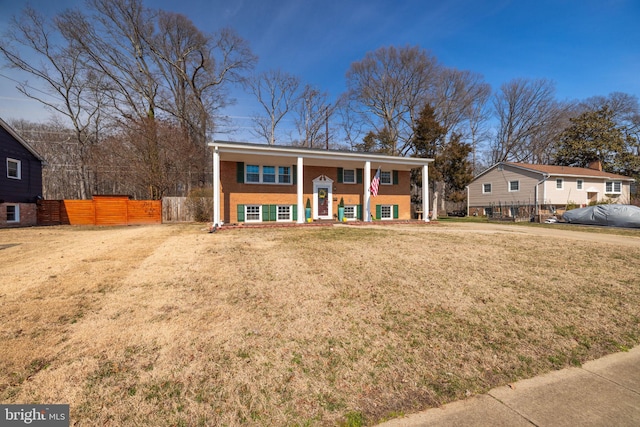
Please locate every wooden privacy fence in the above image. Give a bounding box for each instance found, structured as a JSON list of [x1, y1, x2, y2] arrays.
[[162, 197, 212, 222], [37, 196, 162, 226]]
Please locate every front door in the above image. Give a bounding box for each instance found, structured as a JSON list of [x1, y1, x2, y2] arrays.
[[317, 186, 329, 217], [312, 175, 334, 220]]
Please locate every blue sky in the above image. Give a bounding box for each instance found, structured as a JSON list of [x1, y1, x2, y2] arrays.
[[0, 0, 639, 141]]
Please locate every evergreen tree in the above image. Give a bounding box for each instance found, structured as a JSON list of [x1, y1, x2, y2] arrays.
[[555, 107, 627, 172]]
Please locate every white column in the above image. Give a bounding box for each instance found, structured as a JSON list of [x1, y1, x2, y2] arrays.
[[364, 161, 371, 222], [213, 147, 221, 225], [297, 156, 304, 223], [422, 164, 430, 222]]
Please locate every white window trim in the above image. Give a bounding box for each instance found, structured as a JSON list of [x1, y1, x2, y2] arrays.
[[6, 204, 20, 223], [276, 205, 292, 222], [508, 180, 520, 192], [576, 179, 583, 191], [342, 168, 356, 184], [380, 204, 393, 220], [482, 183, 492, 194], [380, 170, 392, 185], [245, 205, 262, 222], [344, 205, 357, 220], [605, 181, 622, 194], [7, 158, 21, 180], [245, 164, 292, 185], [556, 178, 564, 190]]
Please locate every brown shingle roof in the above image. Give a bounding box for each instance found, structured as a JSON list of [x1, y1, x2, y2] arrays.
[[506, 162, 634, 181]]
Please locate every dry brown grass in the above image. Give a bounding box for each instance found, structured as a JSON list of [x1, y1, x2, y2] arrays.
[[1, 223, 639, 426]]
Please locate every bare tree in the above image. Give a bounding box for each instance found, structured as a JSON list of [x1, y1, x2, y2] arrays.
[[0, 6, 107, 199], [490, 78, 568, 164], [294, 84, 336, 148], [149, 13, 256, 189], [245, 69, 300, 145], [345, 45, 441, 156]]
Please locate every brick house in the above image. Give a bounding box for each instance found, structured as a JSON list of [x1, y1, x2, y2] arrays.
[[0, 118, 44, 227], [209, 141, 433, 226]]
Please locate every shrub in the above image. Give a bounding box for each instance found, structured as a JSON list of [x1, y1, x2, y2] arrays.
[[186, 188, 213, 222]]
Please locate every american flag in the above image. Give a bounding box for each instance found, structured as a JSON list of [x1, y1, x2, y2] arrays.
[[370, 167, 381, 197]]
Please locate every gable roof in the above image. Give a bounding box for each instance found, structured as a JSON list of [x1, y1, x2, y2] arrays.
[[475, 162, 634, 182], [0, 117, 44, 162]]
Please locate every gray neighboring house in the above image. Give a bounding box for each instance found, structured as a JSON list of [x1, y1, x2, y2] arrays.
[[468, 161, 635, 218]]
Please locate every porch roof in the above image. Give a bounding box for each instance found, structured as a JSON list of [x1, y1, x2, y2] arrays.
[[209, 140, 433, 171]]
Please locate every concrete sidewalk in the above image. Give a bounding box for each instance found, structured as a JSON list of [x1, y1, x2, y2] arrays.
[[377, 346, 640, 426]]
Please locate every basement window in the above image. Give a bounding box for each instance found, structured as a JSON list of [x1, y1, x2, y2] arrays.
[[245, 205, 261, 222], [6, 205, 19, 222]]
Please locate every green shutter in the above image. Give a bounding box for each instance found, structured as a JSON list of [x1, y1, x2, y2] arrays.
[[375, 204, 381, 220], [262, 205, 269, 221], [270, 204, 277, 221], [337, 167, 343, 183], [237, 162, 244, 183], [356, 168, 363, 184], [292, 204, 297, 221], [293, 166, 297, 185], [393, 170, 399, 185], [393, 204, 399, 219], [237, 204, 245, 222], [356, 204, 362, 220]]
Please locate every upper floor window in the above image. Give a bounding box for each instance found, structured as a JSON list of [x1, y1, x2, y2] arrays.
[[509, 180, 519, 192], [246, 164, 260, 183], [380, 171, 392, 185], [7, 158, 21, 179], [278, 166, 291, 184], [577, 179, 583, 190], [482, 183, 492, 194], [245, 164, 291, 185], [343, 169, 356, 184], [556, 178, 564, 190], [605, 181, 622, 194]]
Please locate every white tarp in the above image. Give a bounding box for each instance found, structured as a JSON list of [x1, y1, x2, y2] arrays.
[[562, 204, 640, 228]]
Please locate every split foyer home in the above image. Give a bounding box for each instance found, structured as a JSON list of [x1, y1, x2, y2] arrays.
[[468, 161, 635, 218], [208, 141, 433, 226], [0, 117, 44, 227]]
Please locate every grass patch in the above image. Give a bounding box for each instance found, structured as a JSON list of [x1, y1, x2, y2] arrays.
[[1, 223, 639, 425]]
